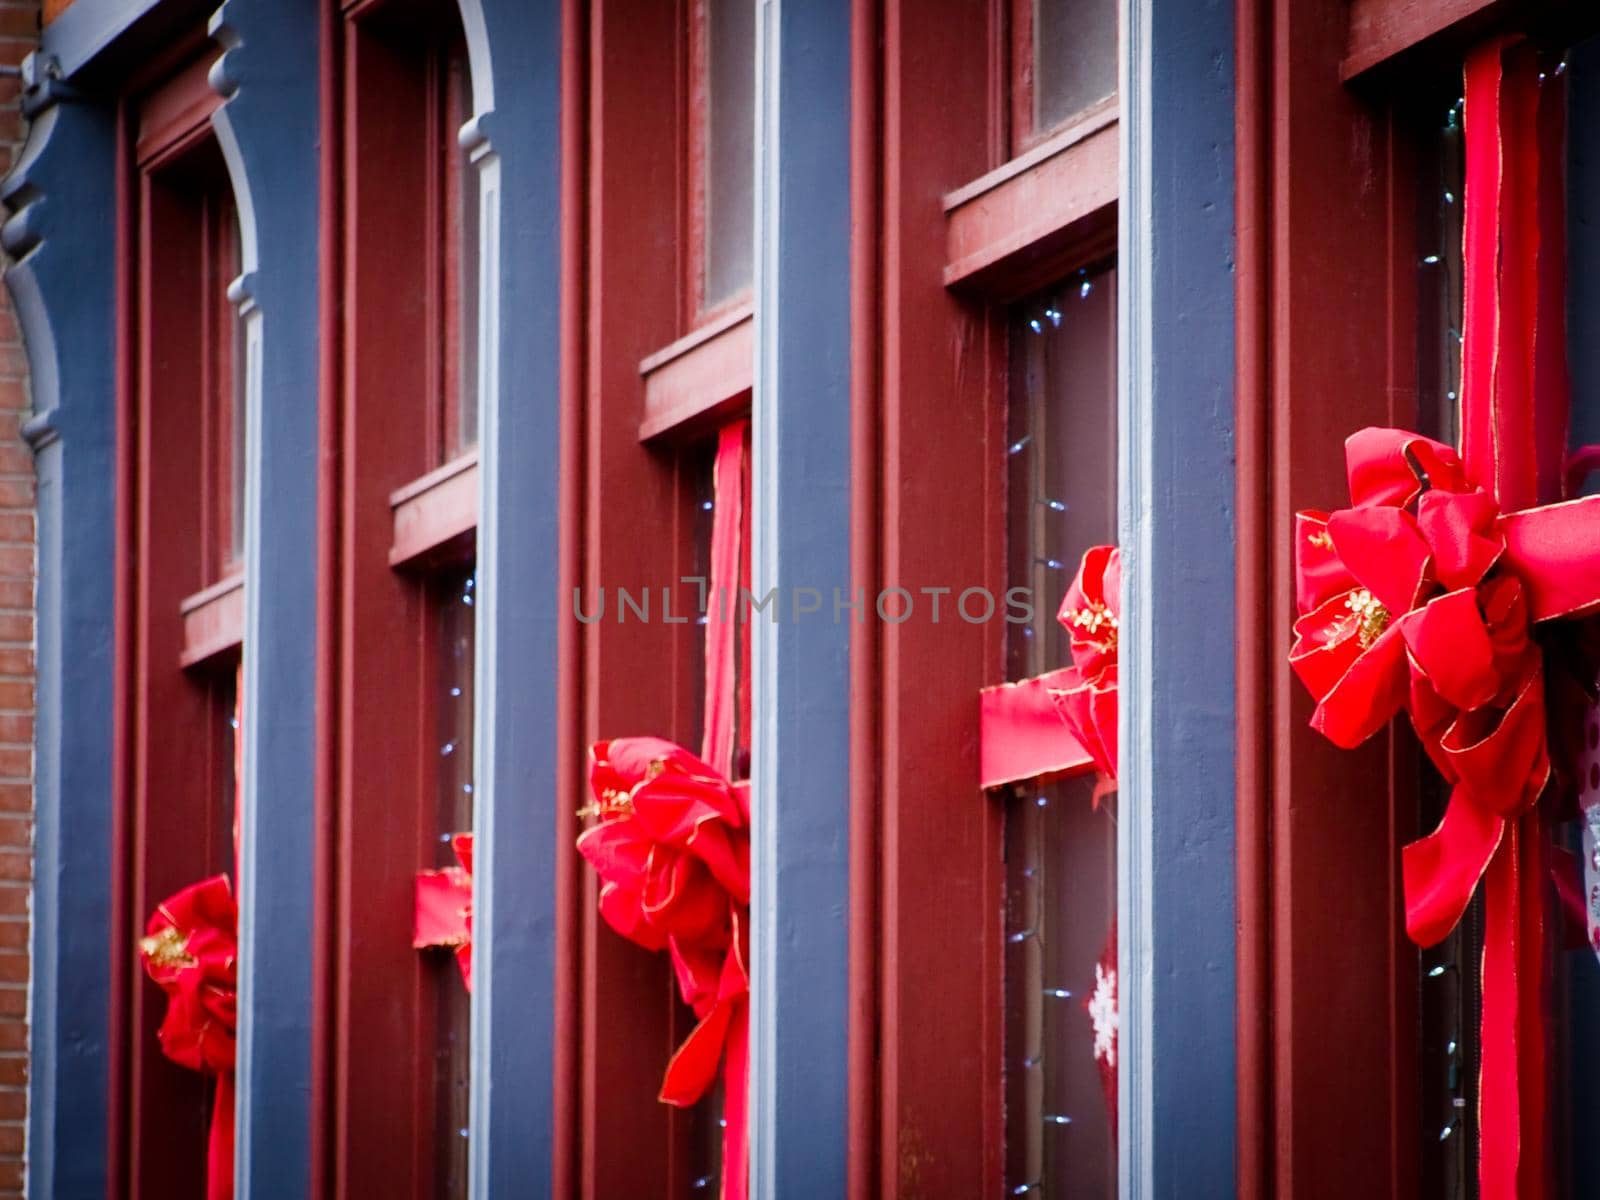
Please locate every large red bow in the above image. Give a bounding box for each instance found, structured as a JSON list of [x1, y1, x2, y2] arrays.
[[139, 874, 238, 1200], [1293, 429, 1600, 939], [413, 832, 474, 989], [577, 736, 750, 1200]]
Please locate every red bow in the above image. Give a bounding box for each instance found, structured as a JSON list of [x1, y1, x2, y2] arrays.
[[577, 736, 750, 1200], [413, 832, 474, 989], [1290, 428, 1582, 947], [979, 545, 1121, 789], [1050, 545, 1120, 784], [139, 875, 238, 1200]]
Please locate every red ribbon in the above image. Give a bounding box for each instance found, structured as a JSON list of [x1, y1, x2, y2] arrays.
[[139, 874, 239, 1200], [979, 545, 1121, 788], [577, 737, 750, 1200], [1290, 37, 1600, 1198], [413, 832, 474, 989], [577, 419, 751, 1198]]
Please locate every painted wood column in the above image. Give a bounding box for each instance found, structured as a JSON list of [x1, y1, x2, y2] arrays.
[[0, 61, 118, 1200], [464, 1, 564, 1195], [749, 0, 853, 1194], [206, 3, 323, 1193], [1118, 0, 1237, 1197]]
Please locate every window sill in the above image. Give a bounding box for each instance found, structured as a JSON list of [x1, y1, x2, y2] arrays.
[[390, 450, 478, 569], [943, 104, 1118, 299], [638, 302, 753, 442], [180, 571, 244, 668]]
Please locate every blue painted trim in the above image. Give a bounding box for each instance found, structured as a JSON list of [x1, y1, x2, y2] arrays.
[[41, 0, 212, 82], [464, 2, 564, 1195], [205, 2, 321, 1195], [1, 62, 118, 1199], [748, 0, 852, 1194], [1118, 0, 1237, 1196]]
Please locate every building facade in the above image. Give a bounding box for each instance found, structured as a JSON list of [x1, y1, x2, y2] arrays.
[[2, 1, 1598, 1198]]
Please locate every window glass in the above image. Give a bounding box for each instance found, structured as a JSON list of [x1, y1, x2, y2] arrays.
[[1414, 84, 1476, 1200], [447, 41, 480, 455], [432, 567, 475, 1199], [1003, 265, 1118, 1198], [705, 0, 755, 307], [1033, 0, 1117, 136]]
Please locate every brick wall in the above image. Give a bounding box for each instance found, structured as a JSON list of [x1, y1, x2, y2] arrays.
[[0, 1, 41, 1195]]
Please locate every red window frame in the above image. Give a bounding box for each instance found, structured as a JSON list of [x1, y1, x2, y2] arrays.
[[111, 40, 244, 1200], [1234, 4, 1600, 1198], [554, 2, 754, 1194], [853, 5, 1120, 1195], [323, 3, 478, 1196]]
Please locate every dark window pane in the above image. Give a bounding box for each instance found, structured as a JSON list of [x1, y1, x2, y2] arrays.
[[1414, 86, 1477, 1200], [706, 0, 755, 306], [432, 567, 475, 1200], [1004, 266, 1118, 1198], [1034, 0, 1117, 135], [1006, 266, 1117, 684], [450, 43, 480, 454]]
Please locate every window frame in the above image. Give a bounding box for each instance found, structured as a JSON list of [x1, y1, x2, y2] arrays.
[[112, 41, 247, 1200], [326, 3, 483, 1195], [854, 4, 1120, 1194], [559, 2, 754, 1195], [1234, 3, 1600, 1198]]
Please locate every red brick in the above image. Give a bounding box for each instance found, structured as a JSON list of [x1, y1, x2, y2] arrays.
[[0, 649, 30, 677], [0, 751, 28, 780], [0, 787, 29, 816], [0, 820, 27, 851], [0, 853, 28, 884], [0, 715, 32, 745], [0, 1125, 21, 1156], [0, 993, 24, 1023], [0, 550, 30, 581], [0, 1025, 25, 1056], [0, 684, 30, 714], [0, 482, 30, 510], [0, 924, 25, 954], [0, 889, 28, 921], [0, 1157, 22, 1191], [0, 1046, 23, 1078], [0, 584, 31, 612]]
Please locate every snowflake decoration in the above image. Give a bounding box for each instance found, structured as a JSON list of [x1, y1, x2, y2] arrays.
[[1088, 961, 1118, 1069]]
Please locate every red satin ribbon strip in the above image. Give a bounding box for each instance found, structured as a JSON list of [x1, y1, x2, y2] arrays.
[[979, 546, 1120, 789], [1461, 39, 1562, 1200], [702, 421, 747, 775], [978, 670, 1093, 789]]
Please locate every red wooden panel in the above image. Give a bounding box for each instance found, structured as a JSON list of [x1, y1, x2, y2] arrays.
[[1250, 2, 1422, 1196], [122, 126, 242, 1200], [134, 51, 222, 168], [331, 9, 476, 1196], [638, 306, 753, 442], [876, 2, 1006, 1194], [580, 3, 709, 1196], [1341, 0, 1600, 82], [389, 452, 478, 568]]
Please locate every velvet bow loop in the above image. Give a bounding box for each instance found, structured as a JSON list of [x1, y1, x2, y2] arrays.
[[139, 874, 239, 1077]]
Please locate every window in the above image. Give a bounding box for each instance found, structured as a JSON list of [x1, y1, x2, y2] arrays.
[[1002, 267, 1117, 1198], [119, 48, 247, 1199], [335, 3, 480, 1194], [1011, 0, 1117, 152], [571, 3, 756, 1192], [698, 0, 756, 313], [862, 6, 1121, 1193]]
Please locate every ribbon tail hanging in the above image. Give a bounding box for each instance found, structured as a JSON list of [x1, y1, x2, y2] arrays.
[[719, 1000, 749, 1200], [207, 1073, 236, 1200]]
